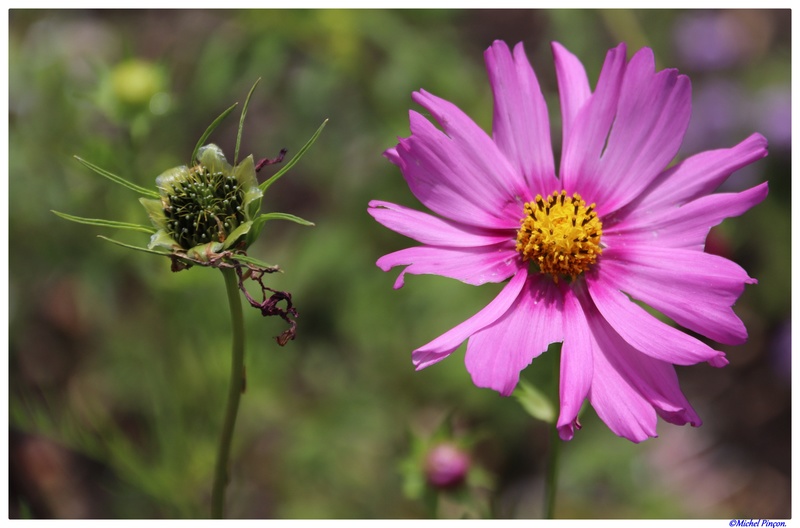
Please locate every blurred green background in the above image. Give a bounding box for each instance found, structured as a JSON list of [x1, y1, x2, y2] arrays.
[[8, 9, 791, 519]]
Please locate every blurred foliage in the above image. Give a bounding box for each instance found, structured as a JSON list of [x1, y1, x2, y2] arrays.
[[8, 9, 791, 519]]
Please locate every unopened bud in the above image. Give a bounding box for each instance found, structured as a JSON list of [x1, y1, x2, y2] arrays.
[[424, 442, 470, 489]]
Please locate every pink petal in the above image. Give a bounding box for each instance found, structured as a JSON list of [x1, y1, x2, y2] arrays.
[[587, 275, 726, 365], [376, 242, 520, 289], [628, 133, 768, 215], [368, 200, 511, 247], [585, 308, 701, 442], [465, 275, 563, 396], [557, 286, 594, 441], [413, 88, 532, 201], [560, 43, 627, 200], [485, 40, 557, 193], [588, 348, 659, 443], [383, 145, 401, 166], [552, 42, 592, 147], [590, 49, 692, 215], [412, 269, 529, 369], [606, 182, 769, 250], [600, 245, 756, 345], [389, 109, 524, 229]]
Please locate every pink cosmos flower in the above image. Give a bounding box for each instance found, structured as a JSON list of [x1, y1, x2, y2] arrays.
[[369, 41, 769, 443]]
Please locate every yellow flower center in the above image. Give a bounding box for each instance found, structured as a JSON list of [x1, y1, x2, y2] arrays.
[[515, 190, 603, 283]]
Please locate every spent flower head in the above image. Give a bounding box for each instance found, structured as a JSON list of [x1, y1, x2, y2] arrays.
[[140, 143, 266, 260], [55, 80, 326, 343], [370, 41, 768, 442]]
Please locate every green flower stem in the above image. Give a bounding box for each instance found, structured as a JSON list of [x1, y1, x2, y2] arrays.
[[544, 419, 560, 519], [211, 267, 246, 518], [544, 343, 562, 519]]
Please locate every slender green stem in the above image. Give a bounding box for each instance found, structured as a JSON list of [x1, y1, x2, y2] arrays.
[[544, 420, 560, 519], [211, 268, 246, 518], [423, 488, 439, 519], [544, 343, 562, 519]]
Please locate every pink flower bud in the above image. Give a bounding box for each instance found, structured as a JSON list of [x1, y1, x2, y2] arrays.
[[424, 443, 470, 489]]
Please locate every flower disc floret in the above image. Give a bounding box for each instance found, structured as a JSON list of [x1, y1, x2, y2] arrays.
[[516, 190, 602, 282]]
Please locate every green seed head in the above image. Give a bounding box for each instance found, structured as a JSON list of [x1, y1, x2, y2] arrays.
[[163, 164, 246, 248], [141, 143, 263, 257]]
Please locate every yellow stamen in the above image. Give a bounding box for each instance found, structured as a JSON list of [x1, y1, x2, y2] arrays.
[[516, 190, 603, 283]]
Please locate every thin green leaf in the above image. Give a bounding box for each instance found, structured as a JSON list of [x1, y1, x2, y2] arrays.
[[255, 212, 315, 228], [190, 102, 238, 164], [52, 210, 156, 233], [234, 78, 261, 166], [97, 235, 172, 257], [249, 212, 314, 246], [73, 157, 159, 198], [260, 119, 328, 192], [100, 236, 281, 270], [513, 380, 556, 424], [229, 253, 281, 271]]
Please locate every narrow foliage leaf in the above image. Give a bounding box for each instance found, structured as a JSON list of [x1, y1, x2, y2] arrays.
[[260, 119, 328, 192], [97, 235, 172, 256], [513, 380, 556, 424], [190, 102, 238, 164], [230, 253, 281, 271], [52, 210, 156, 233], [73, 157, 159, 198], [255, 212, 315, 227], [235, 78, 262, 166]]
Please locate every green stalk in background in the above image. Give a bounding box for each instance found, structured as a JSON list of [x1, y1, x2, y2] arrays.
[[211, 268, 246, 518], [54, 81, 326, 518]]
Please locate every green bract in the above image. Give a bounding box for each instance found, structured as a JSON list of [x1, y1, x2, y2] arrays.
[[140, 144, 264, 261]]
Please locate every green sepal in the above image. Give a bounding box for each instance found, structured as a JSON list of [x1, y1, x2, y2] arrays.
[[147, 229, 181, 251], [186, 241, 225, 262], [138, 197, 167, 229], [52, 210, 156, 234], [235, 154, 259, 191], [259, 119, 328, 192], [221, 220, 254, 251], [138, 196, 182, 251], [73, 156, 160, 198], [153, 165, 191, 197], [190, 102, 238, 165], [235, 155, 263, 219], [513, 379, 556, 424], [197, 144, 232, 174]]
